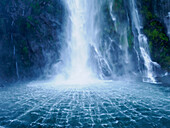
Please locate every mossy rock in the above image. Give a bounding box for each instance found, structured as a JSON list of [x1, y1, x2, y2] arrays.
[[144, 20, 170, 71]]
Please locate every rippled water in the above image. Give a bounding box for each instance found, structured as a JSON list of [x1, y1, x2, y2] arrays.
[[0, 81, 170, 128]]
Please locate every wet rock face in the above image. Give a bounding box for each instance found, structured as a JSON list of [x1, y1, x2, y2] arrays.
[[136, 0, 170, 71], [0, 0, 66, 82], [97, 0, 169, 80], [0, 0, 169, 82], [164, 12, 170, 38]]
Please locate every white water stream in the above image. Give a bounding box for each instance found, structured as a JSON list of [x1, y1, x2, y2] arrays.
[[131, 0, 158, 83], [54, 0, 101, 84]]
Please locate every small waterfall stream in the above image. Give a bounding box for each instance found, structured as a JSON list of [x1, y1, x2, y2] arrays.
[[131, 0, 158, 83], [11, 20, 19, 79], [13, 45, 19, 79]]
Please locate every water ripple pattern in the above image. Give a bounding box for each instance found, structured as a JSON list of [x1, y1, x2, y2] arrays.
[[0, 82, 170, 128]]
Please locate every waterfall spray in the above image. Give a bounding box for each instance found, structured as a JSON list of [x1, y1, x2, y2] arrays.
[[54, 0, 102, 84], [52, 0, 161, 84]]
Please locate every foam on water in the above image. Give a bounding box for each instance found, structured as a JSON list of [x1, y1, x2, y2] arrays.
[[1, 81, 170, 128]]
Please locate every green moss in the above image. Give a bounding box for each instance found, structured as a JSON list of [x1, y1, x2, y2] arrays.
[[151, 29, 159, 39], [31, 2, 41, 15], [146, 11, 153, 20], [144, 27, 168, 43], [23, 47, 28, 54], [144, 19, 170, 71], [27, 16, 33, 21], [164, 56, 170, 65], [26, 22, 31, 29], [159, 33, 168, 42], [141, 5, 156, 21], [150, 21, 157, 26], [149, 41, 152, 53]]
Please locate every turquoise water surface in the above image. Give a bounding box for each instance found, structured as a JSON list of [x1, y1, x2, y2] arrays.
[[0, 81, 170, 128]]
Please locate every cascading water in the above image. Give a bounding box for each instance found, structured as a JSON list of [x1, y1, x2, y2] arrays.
[[1, 1, 170, 127], [130, 0, 158, 83], [66, 0, 93, 79], [53, 0, 161, 84], [54, 0, 102, 84], [11, 20, 19, 79], [13, 45, 19, 79]]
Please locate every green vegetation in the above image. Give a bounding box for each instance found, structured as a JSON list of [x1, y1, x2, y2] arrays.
[[0, 0, 65, 81], [144, 20, 170, 71], [137, 0, 170, 71]]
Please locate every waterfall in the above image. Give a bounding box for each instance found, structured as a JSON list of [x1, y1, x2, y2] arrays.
[[12, 39, 19, 79], [52, 0, 162, 84], [13, 45, 19, 79], [67, 0, 93, 81], [109, 2, 117, 32], [55, 0, 102, 84], [131, 0, 157, 83], [15, 61, 19, 79], [11, 20, 19, 79]]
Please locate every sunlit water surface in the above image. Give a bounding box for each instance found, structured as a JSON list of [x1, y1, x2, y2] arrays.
[[0, 81, 170, 128]]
